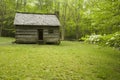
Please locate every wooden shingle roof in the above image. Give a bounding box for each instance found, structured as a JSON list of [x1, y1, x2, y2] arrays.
[[14, 13, 60, 26]]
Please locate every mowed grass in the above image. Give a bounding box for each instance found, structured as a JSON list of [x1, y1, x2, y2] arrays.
[[0, 37, 120, 80]]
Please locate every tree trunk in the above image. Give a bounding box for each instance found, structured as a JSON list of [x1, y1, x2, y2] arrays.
[[0, 0, 5, 37], [61, 3, 67, 40], [75, 14, 80, 40], [75, 0, 80, 41], [76, 25, 79, 40], [24, 0, 27, 12], [0, 25, 2, 36], [38, 0, 42, 10]]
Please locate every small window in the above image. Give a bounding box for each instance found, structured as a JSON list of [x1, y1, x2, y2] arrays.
[[48, 29, 54, 34]]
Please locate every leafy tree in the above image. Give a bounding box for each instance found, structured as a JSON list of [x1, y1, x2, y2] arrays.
[[0, 0, 119, 40]]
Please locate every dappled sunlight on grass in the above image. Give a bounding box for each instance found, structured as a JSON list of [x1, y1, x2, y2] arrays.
[[0, 37, 120, 80]]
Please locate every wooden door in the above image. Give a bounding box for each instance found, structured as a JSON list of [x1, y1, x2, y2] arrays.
[[38, 29, 43, 40]]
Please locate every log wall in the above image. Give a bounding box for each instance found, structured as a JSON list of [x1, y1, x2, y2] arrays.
[[15, 25, 60, 44]]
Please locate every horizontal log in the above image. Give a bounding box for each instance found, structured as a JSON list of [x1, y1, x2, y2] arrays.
[[16, 38, 37, 42], [16, 32, 37, 35], [45, 38, 59, 42], [16, 35, 38, 38], [16, 29, 37, 32]]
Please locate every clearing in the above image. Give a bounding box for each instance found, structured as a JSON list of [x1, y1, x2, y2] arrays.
[[0, 37, 120, 80]]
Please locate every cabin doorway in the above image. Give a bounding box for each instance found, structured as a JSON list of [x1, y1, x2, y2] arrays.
[[38, 29, 43, 40]]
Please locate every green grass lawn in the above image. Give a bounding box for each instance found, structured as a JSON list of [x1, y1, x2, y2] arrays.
[[0, 37, 120, 80]]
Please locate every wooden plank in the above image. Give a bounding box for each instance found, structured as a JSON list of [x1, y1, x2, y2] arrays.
[[16, 38, 37, 42], [44, 36, 59, 38], [16, 39, 36, 43], [44, 37, 59, 42], [16, 29, 37, 32], [16, 32, 37, 35], [44, 34, 59, 36], [16, 35, 37, 38]]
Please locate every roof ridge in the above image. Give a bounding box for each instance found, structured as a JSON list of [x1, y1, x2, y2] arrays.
[[16, 12, 55, 15]]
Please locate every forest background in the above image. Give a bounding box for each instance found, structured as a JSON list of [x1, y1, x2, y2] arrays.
[[0, 0, 120, 41]]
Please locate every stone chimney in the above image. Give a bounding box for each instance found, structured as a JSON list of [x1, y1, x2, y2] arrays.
[[55, 11, 59, 19]]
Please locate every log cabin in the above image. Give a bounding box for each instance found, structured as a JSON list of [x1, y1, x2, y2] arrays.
[[14, 12, 61, 44]]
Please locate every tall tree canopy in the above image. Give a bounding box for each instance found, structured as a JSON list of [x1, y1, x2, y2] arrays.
[[0, 0, 120, 39]]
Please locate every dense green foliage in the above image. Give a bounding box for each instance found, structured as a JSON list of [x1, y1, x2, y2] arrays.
[[106, 32, 120, 48], [85, 34, 103, 44], [83, 32, 120, 49], [0, 0, 120, 39], [0, 37, 120, 80]]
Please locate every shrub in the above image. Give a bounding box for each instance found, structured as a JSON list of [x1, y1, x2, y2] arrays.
[[106, 32, 120, 49], [79, 35, 89, 41], [83, 32, 120, 49], [101, 34, 114, 45], [85, 34, 103, 44]]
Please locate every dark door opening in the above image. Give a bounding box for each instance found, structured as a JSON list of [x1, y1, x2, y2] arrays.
[[38, 29, 43, 40]]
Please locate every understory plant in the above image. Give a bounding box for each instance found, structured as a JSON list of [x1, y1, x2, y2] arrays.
[[106, 32, 120, 49], [82, 32, 120, 49], [85, 34, 103, 44]]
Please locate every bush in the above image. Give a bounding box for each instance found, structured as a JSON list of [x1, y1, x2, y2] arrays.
[[79, 35, 89, 41], [85, 34, 103, 44], [101, 34, 114, 45], [82, 32, 120, 49], [106, 32, 120, 48]]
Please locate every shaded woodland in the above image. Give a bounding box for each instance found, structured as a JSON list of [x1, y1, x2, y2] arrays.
[[0, 0, 120, 40]]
